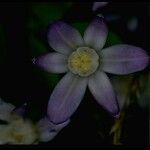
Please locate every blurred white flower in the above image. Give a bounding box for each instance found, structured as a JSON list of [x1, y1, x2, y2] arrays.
[[0, 98, 15, 122], [0, 117, 38, 144], [0, 98, 38, 144]]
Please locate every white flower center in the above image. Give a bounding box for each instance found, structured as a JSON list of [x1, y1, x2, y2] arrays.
[[68, 47, 99, 77]]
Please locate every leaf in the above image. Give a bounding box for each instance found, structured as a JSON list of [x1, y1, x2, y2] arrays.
[[33, 67, 60, 89], [42, 72, 60, 89], [105, 31, 122, 47], [72, 22, 89, 35], [29, 2, 72, 32], [29, 34, 48, 56]]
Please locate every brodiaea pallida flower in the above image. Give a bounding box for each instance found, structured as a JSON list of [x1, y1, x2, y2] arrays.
[[34, 16, 149, 125]]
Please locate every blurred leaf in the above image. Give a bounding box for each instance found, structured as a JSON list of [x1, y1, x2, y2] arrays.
[[105, 31, 122, 47], [33, 67, 60, 89], [42, 72, 60, 89], [29, 34, 48, 56], [72, 22, 88, 35], [137, 71, 150, 108], [27, 19, 41, 33], [29, 2, 72, 31], [110, 75, 134, 110]]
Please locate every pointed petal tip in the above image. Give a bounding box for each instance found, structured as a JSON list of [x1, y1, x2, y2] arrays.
[[109, 103, 120, 119], [112, 99, 120, 119], [38, 117, 70, 142], [32, 57, 36, 64], [32, 53, 68, 73], [114, 112, 120, 119]]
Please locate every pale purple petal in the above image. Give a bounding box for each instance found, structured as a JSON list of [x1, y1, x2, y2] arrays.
[[33, 52, 68, 73], [38, 117, 70, 142], [88, 71, 120, 117], [48, 72, 87, 124], [92, 2, 108, 11], [101, 44, 149, 75], [84, 16, 108, 51], [48, 21, 84, 55]]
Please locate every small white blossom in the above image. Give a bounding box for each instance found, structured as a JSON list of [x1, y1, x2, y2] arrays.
[[0, 98, 38, 144]]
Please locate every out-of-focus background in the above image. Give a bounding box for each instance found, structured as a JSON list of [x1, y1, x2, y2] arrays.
[[0, 2, 150, 146]]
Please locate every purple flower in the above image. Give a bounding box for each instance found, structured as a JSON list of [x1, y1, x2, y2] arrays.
[[34, 16, 149, 125]]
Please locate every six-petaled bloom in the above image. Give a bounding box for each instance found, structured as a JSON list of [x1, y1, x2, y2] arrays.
[[34, 16, 149, 126]]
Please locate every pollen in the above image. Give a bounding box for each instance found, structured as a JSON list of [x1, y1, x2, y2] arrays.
[[68, 47, 99, 77]]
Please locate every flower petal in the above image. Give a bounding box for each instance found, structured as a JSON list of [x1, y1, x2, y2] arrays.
[[38, 117, 70, 142], [84, 16, 108, 51], [48, 21, 84, 55], [0, 118, 37, 144], [88, 71, 119, 117], [101, 44, 149, 75], [47, 72, 87, 124], [33, 52, 68, 73]]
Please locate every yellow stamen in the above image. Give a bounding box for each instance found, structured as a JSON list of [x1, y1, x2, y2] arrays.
[[68, 47, 99, 77]]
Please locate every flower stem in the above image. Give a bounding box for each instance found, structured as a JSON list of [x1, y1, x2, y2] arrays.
[[111, 74, 140, 145], [111, 112, 125, 145]]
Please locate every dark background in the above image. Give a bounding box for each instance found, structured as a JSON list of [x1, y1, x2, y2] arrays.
[[0, 2, 149, 147]]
